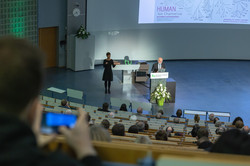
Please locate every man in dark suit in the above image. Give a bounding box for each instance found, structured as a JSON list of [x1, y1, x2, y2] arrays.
[[151, 57, 166, 72]]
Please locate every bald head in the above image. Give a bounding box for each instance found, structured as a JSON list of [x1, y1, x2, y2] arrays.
[[137, 107, 143, 114], [158, 57, 163, 64]]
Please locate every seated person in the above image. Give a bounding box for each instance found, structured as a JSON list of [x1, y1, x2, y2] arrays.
[[112, 123, 125, 136], [60, 99, 72, 114], [196, 128, 213, 150], [213, 117, 220, 124], [97, 102, 110, 112], [135, 136, 152, 145], [155, 113, 162, 119], [136, 121, 145, 132], [208, 113, 215, 121], [135, 107, 146, 117], [101, 119, 110, 130], [210, 129, 250, 155], [155, 130, 168, 141], [166, 126, 174, 137], [235, 120, 244, 129], [128, 125, 139, 134], [158, 110, 164, 116], [191, 124, 200, 137], [171, 109, 183, 118], [0, 36, 101, 166], [90, 125, 111, 142], [194, 114, 200, 123], [119, 103, 128, 111], [232, 117, 244, 126]]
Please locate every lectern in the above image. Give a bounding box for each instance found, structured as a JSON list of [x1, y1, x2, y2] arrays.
[[150, 72, 169, 103]]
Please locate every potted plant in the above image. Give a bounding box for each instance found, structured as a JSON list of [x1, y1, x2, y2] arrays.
[[75, 25, 90, 39], [150, 83, 171, 106]]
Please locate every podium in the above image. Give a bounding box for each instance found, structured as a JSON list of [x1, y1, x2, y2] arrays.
[[150, 72, 176, 103], [113, 64, 140, 84]]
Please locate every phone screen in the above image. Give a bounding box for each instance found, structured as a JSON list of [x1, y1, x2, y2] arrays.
[[41, 112, 77, 134]]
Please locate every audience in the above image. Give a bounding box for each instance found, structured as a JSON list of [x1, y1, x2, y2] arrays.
[[136, 121, 145, 132], [136, 107, 145, 117], [112, 123, 125, 136], [166, 126, 174, 137], [172, 109, 182, 118], [119, 103, 128, 111], [196, 128, 213, 150], [194, 114, 200, 123], [158, 110, 164, 116], [215, 120, 223, 127], [156, 113, 162, 119], [232, 117, 244, 126], [155, 130, 168, 141], [101, 119, 110, 130], [215, 127, 227, 135], [128, 125, 139, 134], [213, 117, 220, 124], [235, 120, 244, 129], [0, 36, 100, 166], [130, 115, 137, 121], [144, 122, 149, 130], [98, 103, 110, 112], [191, 124, 200, 137], [210, 129, 250, 155], [242, 126, 250, 134], [90, 125, 111, 142], [60, 99, 72, 114], [208, 113, 215, 121], [135, 136, 152, 144]]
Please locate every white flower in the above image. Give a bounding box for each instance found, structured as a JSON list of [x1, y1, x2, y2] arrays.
[[163, 94, 165, 97], [157, 96, 160, 100], [159, 84, 163, 87]]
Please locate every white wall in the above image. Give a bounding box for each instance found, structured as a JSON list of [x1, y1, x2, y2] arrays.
[[87, 0, 250, 61]]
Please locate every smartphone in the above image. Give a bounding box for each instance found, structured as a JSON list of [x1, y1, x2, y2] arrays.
[[41, 112, 77, 134]]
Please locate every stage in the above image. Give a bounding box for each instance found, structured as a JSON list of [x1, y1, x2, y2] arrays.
[[41, 60, 250, 126]]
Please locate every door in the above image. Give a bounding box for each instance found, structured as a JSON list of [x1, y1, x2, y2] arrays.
[[39, 27, 58, 68]]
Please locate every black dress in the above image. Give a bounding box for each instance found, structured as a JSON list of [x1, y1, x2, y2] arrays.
[[102, 59, 115, 81]]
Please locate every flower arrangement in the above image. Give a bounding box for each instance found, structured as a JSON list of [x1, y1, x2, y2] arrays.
[[75, 25, 90, 39], [151, 83, 171, 106]]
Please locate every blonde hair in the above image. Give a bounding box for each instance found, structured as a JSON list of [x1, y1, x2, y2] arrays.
[[90, 125, 111, 142], [194, 114, 200, 123]]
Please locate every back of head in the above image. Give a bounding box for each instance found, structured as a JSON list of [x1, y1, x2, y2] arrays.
[[232, 117, 244, 126], [112, 123, 125, 136], [210, 129, 250, 155], [156, 113, 162, 119], [191, 124, 200, 137], [135, 135, 152, 144], [166, 126, 174, 137], [176, 109, 182, 118], [197, 128, 209, 139], [214, 117, 220, 124], [215, 127, 227, 135], [119, 104, 127, 111], [194, 114, 200, 123], [0, 36, 44, 115], [128, 125, 139, 134], [209, 113, 215, 121], [155, 130, 168, 141], [136, 121, 145, 132], [101, 119, 110, 129], [61, 99, 68, 107], [90, 125, 111, 142], [158, 110, 164, 116], [215, 120, 223, 127], [102, 102, 109, 111], [137, 107, 143, 114], [235, 120, 244, 129]]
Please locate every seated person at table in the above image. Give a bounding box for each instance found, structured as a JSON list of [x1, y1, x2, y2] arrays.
[[60, 99, 72, 114], [98, 102, 110, 112], [196, 128, 213, 150], [119, 103, 128, 111], [171, 109, 183, 118], [0, 36, 101, 166]]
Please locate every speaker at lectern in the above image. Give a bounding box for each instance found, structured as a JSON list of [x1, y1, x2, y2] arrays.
[[150, 72, 169, 103]]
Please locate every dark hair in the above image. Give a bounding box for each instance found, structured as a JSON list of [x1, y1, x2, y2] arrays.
[[210, 129, 250, 155], [155, 130, 168, 141], [197, 128, 209, 139], [215, 127, 227, 135], [0, 36, 44, 114], [119, 104, 127, 111], [158, 110, 164, 115], [191, 124, 200, 137], [102, 103, 109, 111], [232, 117, 244, 126], [144, 122, 149, 130], [61, 99, 68, 106], [106, 52, 111, 56], [176, 109, 182, 118], [112, 123, 125, 136], [128, 125, 139, 134], [194, 114, 200, 123], [101, 119, 110, 129], [235, 120, 244, 129], [213, 117, 220, 124]]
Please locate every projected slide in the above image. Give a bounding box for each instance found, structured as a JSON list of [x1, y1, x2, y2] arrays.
[[139, 0, 250, 24]]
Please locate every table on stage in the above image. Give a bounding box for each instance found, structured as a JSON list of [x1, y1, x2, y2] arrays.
[[112, 64, 140, 84]]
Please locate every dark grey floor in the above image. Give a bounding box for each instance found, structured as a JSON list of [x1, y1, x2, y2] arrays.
[[41, 60, 250, 126]]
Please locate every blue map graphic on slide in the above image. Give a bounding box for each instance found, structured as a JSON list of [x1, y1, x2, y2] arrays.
[[154, 0, 250, 24]]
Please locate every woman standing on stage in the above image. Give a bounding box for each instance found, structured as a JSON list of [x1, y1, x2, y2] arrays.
[[102, 52, 115, 94]]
